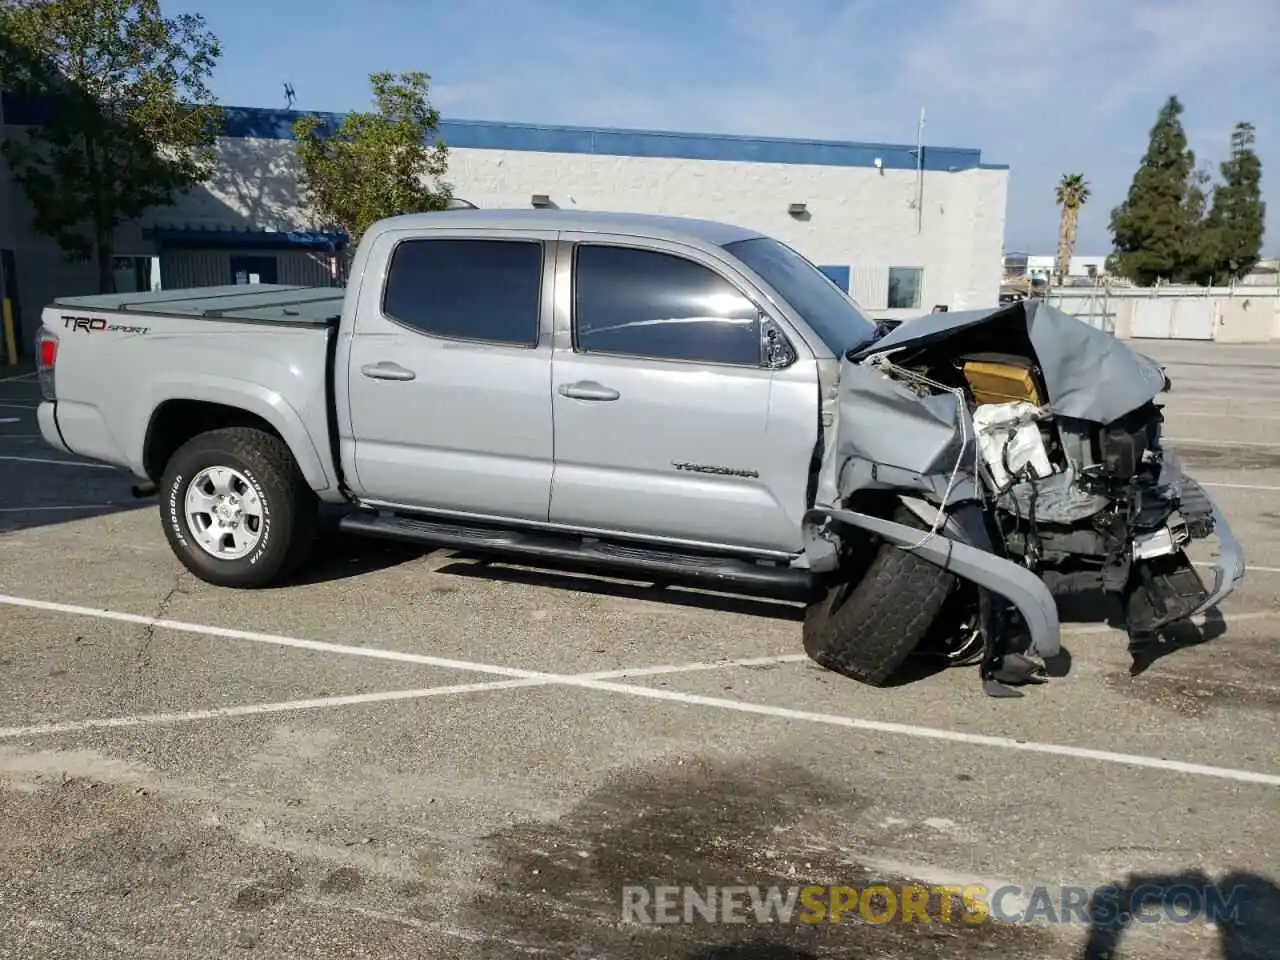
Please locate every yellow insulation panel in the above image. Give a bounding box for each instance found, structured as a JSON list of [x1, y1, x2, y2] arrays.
[[961, 359, 1043, 406]]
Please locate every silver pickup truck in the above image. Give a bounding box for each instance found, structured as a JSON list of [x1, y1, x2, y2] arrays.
[[33, 209, 1245, 696]]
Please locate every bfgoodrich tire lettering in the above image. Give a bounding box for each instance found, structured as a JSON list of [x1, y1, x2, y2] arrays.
[[802, 502, 957, 686], [159, 427, 317, 588]]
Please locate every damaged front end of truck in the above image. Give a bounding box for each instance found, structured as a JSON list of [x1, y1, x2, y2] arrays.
[[801, 299, 1246, 697]]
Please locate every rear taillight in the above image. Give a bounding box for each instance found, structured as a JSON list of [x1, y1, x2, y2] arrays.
[[37, 329, 56, 401]]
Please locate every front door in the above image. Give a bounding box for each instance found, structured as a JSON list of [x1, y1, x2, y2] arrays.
[[344, 229, 559, 522], [548, 236, 815, 555]]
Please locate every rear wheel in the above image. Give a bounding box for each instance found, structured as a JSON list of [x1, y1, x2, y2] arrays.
[[802, 502, 958, 685], [159, 426, 317, 588]]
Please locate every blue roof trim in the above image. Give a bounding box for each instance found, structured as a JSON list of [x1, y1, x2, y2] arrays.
[[216, 106, 990, 172], [3, 92, 1003, 172], [144, 224, 349, 250]]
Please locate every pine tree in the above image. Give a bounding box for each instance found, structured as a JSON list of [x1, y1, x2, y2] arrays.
[[1203, 122, 1266, 283], [1108, 96, 1204, 286]]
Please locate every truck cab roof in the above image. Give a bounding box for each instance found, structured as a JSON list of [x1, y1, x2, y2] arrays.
[[364, 208, 766, 249]]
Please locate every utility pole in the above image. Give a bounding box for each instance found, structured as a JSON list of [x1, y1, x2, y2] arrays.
[[915, 108, 925, 235]]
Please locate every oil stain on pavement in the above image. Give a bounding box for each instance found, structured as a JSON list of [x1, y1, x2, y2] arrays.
[[457, 755, 1057, 958]]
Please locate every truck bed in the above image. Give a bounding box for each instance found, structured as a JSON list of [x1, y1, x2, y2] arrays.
[[53, 284, 346, 327], [43, 283, 344, 496]]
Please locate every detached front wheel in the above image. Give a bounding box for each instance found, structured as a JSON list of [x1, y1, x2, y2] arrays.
[[802, 503, 957, 685], [159, 426, 317, 588]]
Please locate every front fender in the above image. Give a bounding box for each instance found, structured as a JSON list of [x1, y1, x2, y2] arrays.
[[803, 504, 1061, 659]]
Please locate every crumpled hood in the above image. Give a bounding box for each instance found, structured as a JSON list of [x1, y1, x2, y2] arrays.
[[816, 299, 1170, 510], [849, 299, 1168, 425]]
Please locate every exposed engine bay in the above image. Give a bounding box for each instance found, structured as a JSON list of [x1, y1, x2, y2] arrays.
[[875, 341, 1211, 638], [806, 299, 1246, 694]]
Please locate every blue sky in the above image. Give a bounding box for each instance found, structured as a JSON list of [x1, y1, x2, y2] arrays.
[[168, 0, 1278, 256]]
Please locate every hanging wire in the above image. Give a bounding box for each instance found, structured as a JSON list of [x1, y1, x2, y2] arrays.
[[865, 353, 981, 550]]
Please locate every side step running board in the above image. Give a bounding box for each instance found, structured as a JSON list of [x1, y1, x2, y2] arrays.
[[338, 511, 815, 599]]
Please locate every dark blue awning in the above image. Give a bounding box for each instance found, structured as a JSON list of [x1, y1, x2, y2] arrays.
[[144, 224, 349, 251]]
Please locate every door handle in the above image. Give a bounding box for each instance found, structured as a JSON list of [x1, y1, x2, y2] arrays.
[[559, 380, 620, 401], [361, 361, 416, 381]]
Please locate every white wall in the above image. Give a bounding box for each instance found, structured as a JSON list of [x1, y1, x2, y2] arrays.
[[0, 130, 1009, 344], [174, 137, 1009, 320]]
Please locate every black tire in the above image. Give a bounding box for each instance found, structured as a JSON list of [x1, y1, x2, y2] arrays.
[[159, 426, 318, 588], [802, 502, 958, 685]]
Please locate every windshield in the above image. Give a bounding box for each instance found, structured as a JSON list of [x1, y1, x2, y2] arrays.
[[723, 236, 877, 356]]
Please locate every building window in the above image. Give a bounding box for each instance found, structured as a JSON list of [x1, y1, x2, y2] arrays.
[[382, 238, 544, 347], [572, 244, 761, 366], [817, 265, 850, 293], [887, 267, 923, 310], [113, 255, 160, 292]]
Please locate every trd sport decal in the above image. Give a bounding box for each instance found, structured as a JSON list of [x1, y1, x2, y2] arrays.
[[61, 315, 150, 335]]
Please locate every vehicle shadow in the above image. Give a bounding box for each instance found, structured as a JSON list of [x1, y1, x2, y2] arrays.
[[296, 515, 808, 620], [284, 529, 429, 586], [432, 557, 807, 622], [1125, 607, 1231, 676], [687, 944, 816, 960], [1080, 869, 1280, 960], [1053, 588, 1231, 676]]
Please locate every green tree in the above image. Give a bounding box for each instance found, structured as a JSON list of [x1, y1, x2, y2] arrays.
[[293, 72, 452, 247], [1054, 174, 1090, 284], [0, 0, 223, 292], [1202, 121, 1266, 283], [1108, 95, 1204, 286]]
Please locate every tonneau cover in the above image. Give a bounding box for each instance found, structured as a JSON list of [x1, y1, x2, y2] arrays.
[[53, 283, 346, 326]]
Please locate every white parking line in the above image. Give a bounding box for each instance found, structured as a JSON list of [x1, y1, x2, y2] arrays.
[[1194, 560, 1280, 574], [1200, 481, 1280, 492], [0, 504, 121, 514], [1174, 411, 1280, 421], [0, 455, 115, 470], [1164, 394, 1280, 403], [1167, 437, 1280, 447], [1061, 609, 1271, 635], [0, 372, 35, 382], [0, 653, 810, 740], [0, 419, 18, 425], [0, 403, 35, 410], [0, 592, 1275, 786]]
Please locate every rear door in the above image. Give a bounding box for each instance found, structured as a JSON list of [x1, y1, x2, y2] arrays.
[[547, 234, 816, 555], [344, 227, 559, 522]]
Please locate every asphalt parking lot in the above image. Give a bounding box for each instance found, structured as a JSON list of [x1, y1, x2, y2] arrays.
[[0, 341, 1278, 960]]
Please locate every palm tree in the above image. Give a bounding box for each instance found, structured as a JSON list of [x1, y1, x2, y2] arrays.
[[1054, 174, 1091, 285]]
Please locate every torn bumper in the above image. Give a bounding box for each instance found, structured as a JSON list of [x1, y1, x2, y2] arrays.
[[804, 506, 1061, 660], [1188, 483, 1246, 618], [1153, 450, 1247, 618]]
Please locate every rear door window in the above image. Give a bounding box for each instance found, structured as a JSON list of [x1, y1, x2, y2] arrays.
[[382, 238, 544, 346]]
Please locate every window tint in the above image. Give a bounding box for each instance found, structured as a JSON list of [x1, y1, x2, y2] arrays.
[[573, 245, 761, 365], [382, 238, 543, 346]]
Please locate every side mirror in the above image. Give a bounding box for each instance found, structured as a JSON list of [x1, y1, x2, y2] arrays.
[[761, 316, 797, 368]]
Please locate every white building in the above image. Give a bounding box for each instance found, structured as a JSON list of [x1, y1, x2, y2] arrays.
[[1, 96, 1009, 355], [1012, 254, 1110, 283]]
